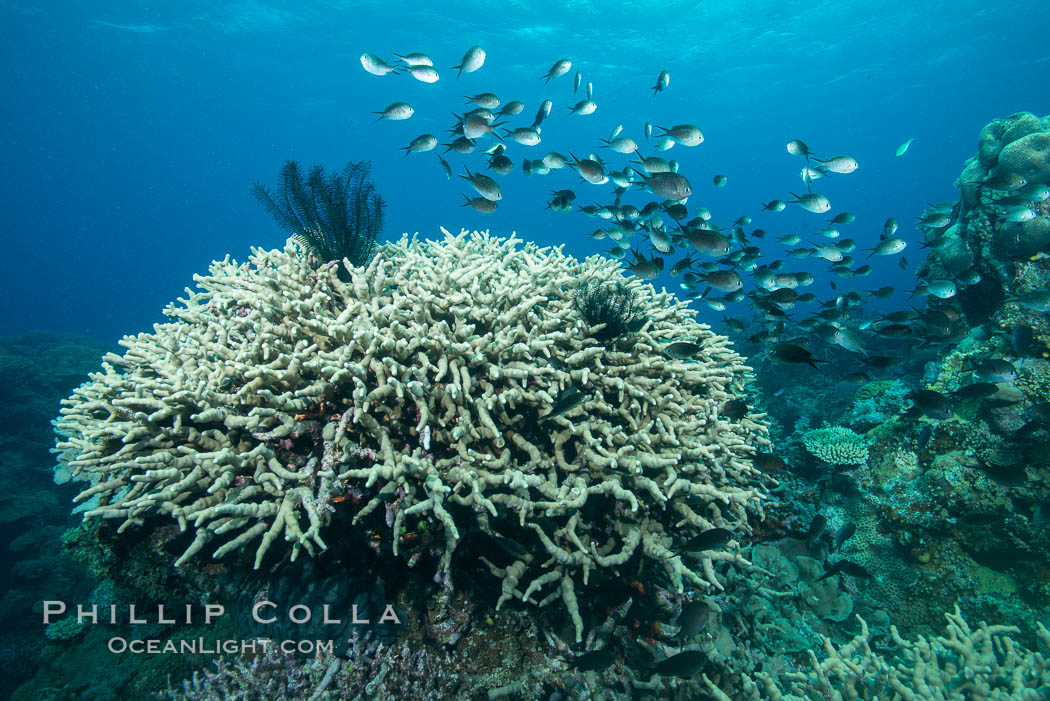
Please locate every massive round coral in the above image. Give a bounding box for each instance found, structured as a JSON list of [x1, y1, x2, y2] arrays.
[[55, 228, 768, 641]]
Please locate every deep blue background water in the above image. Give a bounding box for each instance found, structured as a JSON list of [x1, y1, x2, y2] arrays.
[[3, 0, 1049, 342]]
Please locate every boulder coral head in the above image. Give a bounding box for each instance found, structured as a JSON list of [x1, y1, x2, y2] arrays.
[[54, 228, 769, 642]]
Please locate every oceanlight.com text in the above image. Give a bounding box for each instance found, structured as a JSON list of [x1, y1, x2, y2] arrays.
[[106, 637, 333, 655]]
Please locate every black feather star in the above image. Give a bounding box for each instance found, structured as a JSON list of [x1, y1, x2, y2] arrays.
[[573, 279, 646, 343], [251, 160, 385, 279]]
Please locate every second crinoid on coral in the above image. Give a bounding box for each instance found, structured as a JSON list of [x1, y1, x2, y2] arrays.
[[573, 278, 646, 343], [251, 159, 384, 277]]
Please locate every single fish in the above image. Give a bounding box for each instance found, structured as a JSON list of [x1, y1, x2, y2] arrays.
[[767, 343, 828, 369], [547, 194, 573, 213], [1007, 291, 1050, 312], [905, 389, 953, 420], [806, 514, 827, 541], [568, 98, 597, 115], [817, 559, 872, 581], [491, 535, 529, 559], [460, 194, 497, 213], [543, 151, 570, 170], [374, 102, 414, 121], [465, 92, 500, 109], [650, 227, 672, 253], [925, 280, 957, 299], [632, 151, 672, 174], [721, 399, 748, 419], [896, 138, 914, 156], [703, 269, 743, 292], [833, 523, 857, 552], [400, 134, 437, 157], [813, 244, 844, 262], [843, 372, 871, 384], [451, 46, 486, 78], [463, 106, 496, 123], [786, 139, 812, 161], [462, 114, 501, 140], [951, 382, 998, 401], [625, 250, 662, 279], [713, 174, 728, 188], [649, 650, 706, 679], [405, 65, 439, 83], [677, 601, 713, 640], [436, 154, 452, 180], [504, 127, 542, 146], [683, 231, 731, 257], [651, 70, 670, 96], [973, 359, 1017, 383], [763, 200, 787, 212], [919, 212, 952, 228], [801, 166, 828, 185], [539, 384, 588, 422], [634, 171, 693, 200], [541, 58, 572, 84], [498, 100, 525, 116], [600, 136, 638, 154], [669, 255, 696, 277], [818, 154, 859, 174], [1002, 206, 1036, 222], [867, 237, 907, 257], [663, 341, 703, 359], [663, 203, 688, 220], [833, 328, 867, 355], [570, 647, 616, 671], [1011, 325, 1036, 356], [460, 166, 502, 202], [444, 136, 477, 154], [570, 153, 606, 184], [574, 71, 582, 94], [1018, 183, 1050, 201], [360, 52, 398, 76], [658, 124, 703, 147], [752, 452, 786, 474], [971, 171, 1027, 191], [393, 52, 433, 66], [487, 154, 513, 175], [790, 192, 831, 213], [532, 99, 553, 128], [674, 527, 733, 556]]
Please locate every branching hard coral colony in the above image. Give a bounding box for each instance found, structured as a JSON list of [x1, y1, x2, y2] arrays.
[[53, 224, 770, 643]]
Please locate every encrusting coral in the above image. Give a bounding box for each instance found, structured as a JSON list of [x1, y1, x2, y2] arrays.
[[53, 228, 769, 642]]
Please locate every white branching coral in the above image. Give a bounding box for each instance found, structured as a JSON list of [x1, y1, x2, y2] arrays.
[[719, 605, 1050, 700], [802, 426, 869, 466], [54, 228, 769, 642]]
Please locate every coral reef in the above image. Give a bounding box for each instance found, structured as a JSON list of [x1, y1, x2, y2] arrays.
[[54, 228, 768, 646]]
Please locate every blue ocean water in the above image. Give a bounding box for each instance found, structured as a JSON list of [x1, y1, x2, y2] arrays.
[[3, 0, 1048, 341]]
